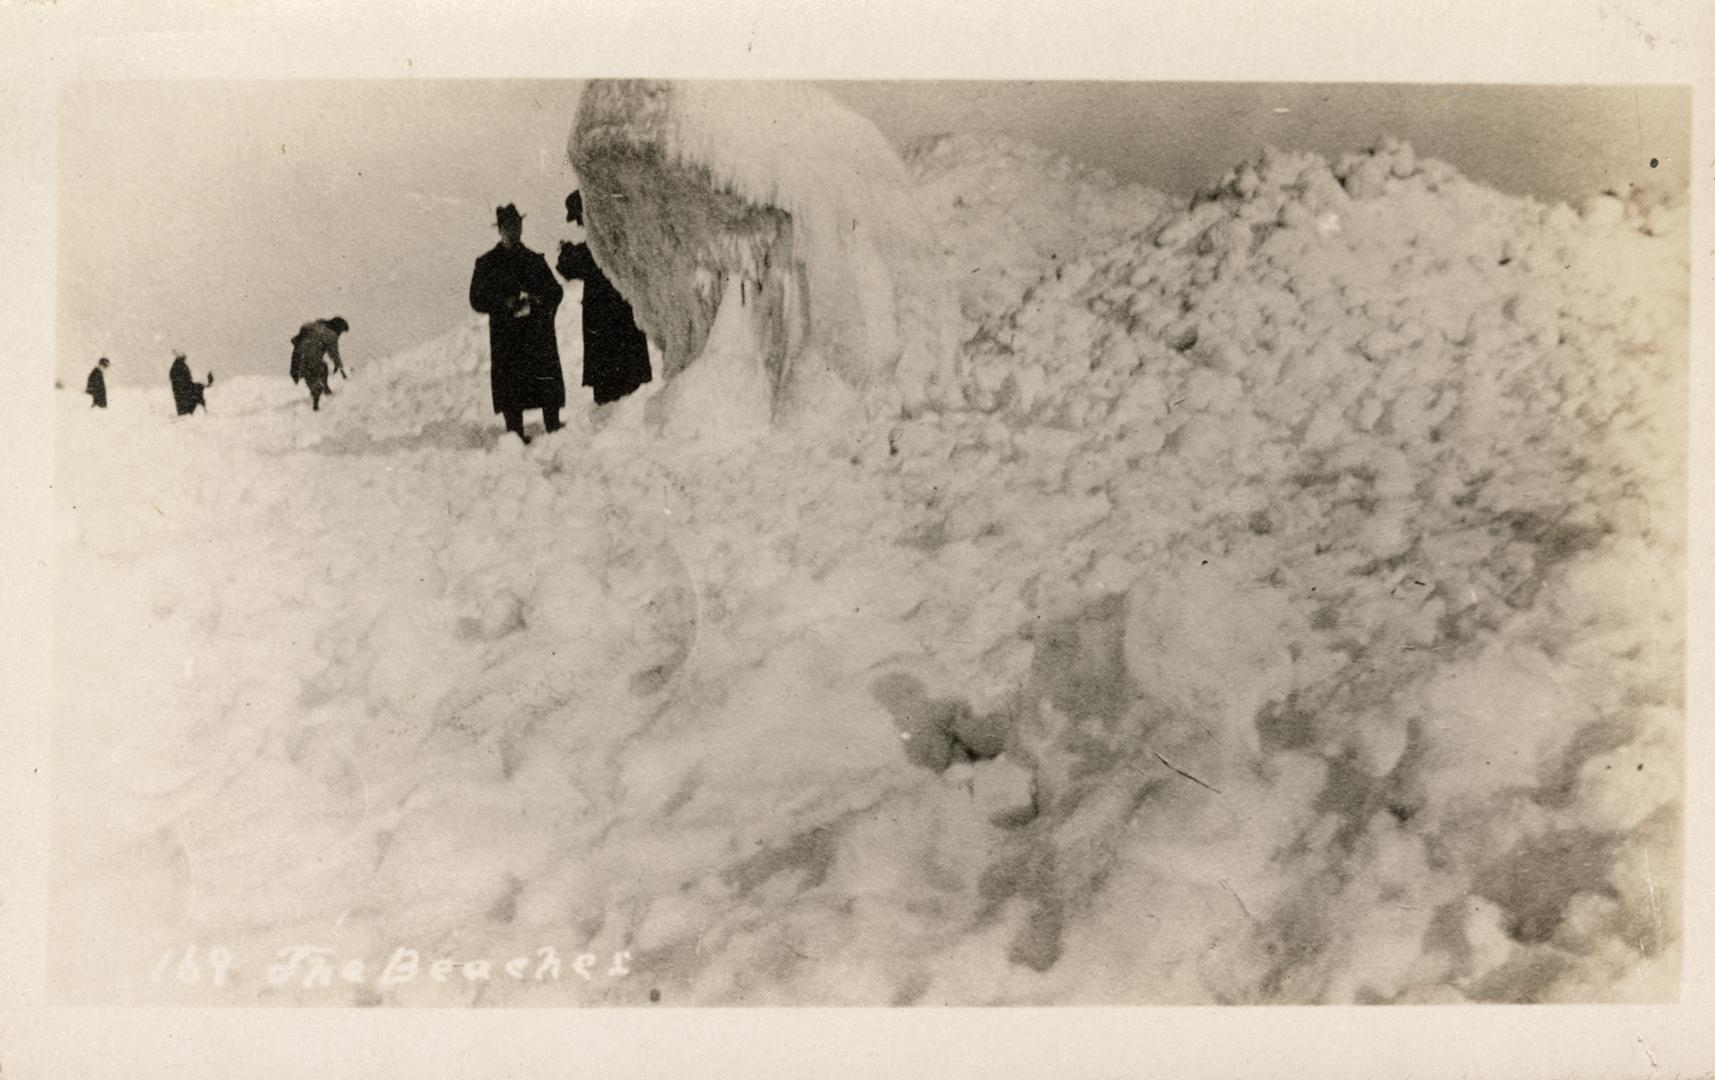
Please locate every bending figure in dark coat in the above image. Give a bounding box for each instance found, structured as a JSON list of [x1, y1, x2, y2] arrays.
[[85, 357, 109, 409], [290, 316, 349, 411], [470, 203, 566, 444], [557, 190, 653, 405], [168, 353, 212, 416]]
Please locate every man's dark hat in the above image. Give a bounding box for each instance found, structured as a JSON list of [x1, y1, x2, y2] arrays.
[[495, 203, 525, 227], [328, 316, 350, 333], [565, 191, 584, 224]]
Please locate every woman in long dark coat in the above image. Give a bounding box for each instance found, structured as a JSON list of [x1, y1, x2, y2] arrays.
[[85, 357, 109, 408], [469, 204, 566, 443], [557, 191, 652, 405], [168, 353, 210, 416]]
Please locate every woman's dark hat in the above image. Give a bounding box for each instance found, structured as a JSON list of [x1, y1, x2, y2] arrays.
[[495, 204, 525, 227]]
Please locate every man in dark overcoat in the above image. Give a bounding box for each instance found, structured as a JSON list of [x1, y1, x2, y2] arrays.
[[85, 357, 110, 408], [557, 190, 653, 405], [168, 352, 212, 416], [469, 203, 566, 444]]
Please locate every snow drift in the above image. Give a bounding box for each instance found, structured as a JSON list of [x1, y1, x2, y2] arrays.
[[49, 127, 1685, 1007], [568, 80, 960, 427]]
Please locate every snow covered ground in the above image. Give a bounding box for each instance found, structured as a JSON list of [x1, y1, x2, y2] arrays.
[[50, 134, 1685, 1006]]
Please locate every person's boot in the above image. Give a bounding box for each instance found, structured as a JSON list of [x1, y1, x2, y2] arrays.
[[543, 407, 563, 434], [504, 409, 530, 445]]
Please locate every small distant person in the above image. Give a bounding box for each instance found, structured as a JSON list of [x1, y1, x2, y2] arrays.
[[290, 316, 350, 412], [470, 203, 566, 444], [168, 352, 213, 416], [85, 357, 110, 409], [557, 191, 653, 406]]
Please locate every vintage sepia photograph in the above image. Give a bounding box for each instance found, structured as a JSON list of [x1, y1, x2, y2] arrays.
[[41, 76, 1689, 1010], [3, 1, 1713, 1075]]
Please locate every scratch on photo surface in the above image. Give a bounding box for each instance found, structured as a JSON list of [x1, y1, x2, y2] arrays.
[[1220, 878, 1254, 922], [1153, 749, 1221, 794]]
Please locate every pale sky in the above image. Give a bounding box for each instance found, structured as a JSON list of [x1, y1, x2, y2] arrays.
[[57, 81, 1688, 385], [58, 80, 585, 386]]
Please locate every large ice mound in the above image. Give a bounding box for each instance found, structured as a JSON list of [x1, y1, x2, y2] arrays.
[[568, 80, 961, 427]]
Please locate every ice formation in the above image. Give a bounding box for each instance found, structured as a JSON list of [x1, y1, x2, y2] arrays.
[[568, 80, 960, 427], [50, 126, 1685, 1006]]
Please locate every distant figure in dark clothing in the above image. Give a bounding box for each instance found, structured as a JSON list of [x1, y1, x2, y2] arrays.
[[470, 203, 566, 444], [85, 357, 109, 408], [290, 316, 349, 411], [168, 353, 212, 416], [557, 190, 652, 405]]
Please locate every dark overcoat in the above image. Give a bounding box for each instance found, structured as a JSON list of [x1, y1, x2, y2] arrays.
[[85, 366, 107, 408], [168, 357, 204, 416], [557, 241, 653, 404], [291, 321, 343, 394], [469, 242, 566, 413]]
